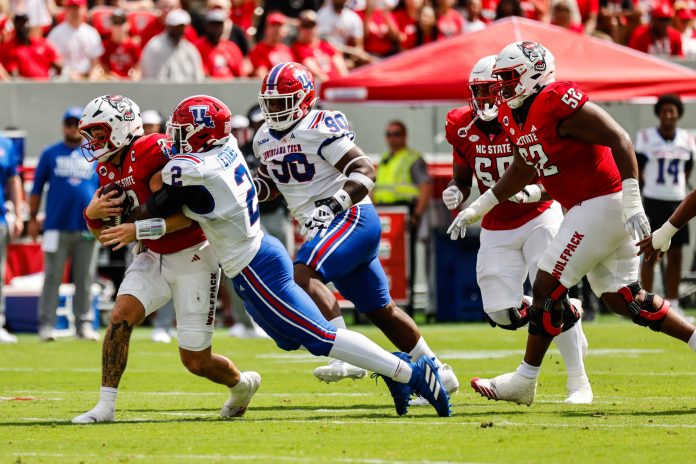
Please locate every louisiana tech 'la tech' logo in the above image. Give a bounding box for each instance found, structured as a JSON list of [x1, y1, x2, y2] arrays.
[[190, 105, 215, 127]]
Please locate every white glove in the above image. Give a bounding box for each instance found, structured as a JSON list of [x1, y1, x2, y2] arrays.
[[508, 184, 542, 204], [442, 185, 464, 210], [301, 205, 335, 240], [651, 221, 678, 253], [446, 189, 499, 240], [622, 178, 651, 240]]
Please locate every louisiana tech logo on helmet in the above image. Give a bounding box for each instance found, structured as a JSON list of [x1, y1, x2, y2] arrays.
[[190, 105, 215, 128]]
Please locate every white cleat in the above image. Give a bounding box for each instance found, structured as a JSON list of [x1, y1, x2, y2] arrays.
[[72, 406, 115, 424], [0, 327, 18, 344], [76, 324, 100, 341], [220, 371, 261, 419], [313, 359, 368, 383], [151, 327, 172, 344], [471, 372, 537, 406], [409, 363, 459, 406], [39, 326, 56, 342], [565, 375, 593, 404]]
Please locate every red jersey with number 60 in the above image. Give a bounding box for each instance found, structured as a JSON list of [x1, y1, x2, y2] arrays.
[[96, 134, 206, 254], [445, 106, 552, 230], [497, 81, 621, 210]]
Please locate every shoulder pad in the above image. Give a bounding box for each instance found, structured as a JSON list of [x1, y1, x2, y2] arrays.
[[445, 107, 473, 145], [162, 154, 204, 186], [301, 110, 354, 140]]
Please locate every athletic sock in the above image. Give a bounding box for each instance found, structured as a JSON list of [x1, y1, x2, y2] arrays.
[[516, 361, 540, 380], [554, 323, 587, 378], [689, 330, 696, 352], [98, 386, 118, 410], [408, 336, 442, 368], [328, 316, 347, 330], [328, 328, 412, 382]]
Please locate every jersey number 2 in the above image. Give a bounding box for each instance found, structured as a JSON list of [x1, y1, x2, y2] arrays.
[[234, 164, 260, 226]]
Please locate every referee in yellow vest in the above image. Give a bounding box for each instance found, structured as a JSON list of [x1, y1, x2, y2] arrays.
[[373, 121, 433, 314]]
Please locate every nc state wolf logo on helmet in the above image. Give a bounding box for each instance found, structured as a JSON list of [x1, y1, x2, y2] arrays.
[[104, 95, 136, 121], [517, 41, 546, 72]]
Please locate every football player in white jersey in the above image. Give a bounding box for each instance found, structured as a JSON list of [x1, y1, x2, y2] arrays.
[[445, 56, 591, 404], [105, 95, 452, 417], [252, 62, 459, 395], [635, 94, 695, 317]]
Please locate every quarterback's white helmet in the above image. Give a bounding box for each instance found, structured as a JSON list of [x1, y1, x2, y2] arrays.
[[468, 55, 498, 121], [79, 95, 144, 162], [492, 41, 555, 109]]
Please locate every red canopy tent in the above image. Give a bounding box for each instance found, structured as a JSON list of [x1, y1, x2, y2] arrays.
[[320, 17, 696, 102]]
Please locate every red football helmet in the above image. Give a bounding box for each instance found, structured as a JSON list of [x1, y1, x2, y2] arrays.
[[166, 95, 232, 154], [258, 62, 317, 131]]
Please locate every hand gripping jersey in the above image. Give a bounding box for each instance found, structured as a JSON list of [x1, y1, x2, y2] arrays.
[[161, 138, 263, 278], [635, 127, 695, 201], [253, 109, 371, 223], [445, 106, 552, 230], [497, 81, 622, 210], [96, 133, 205, 254]]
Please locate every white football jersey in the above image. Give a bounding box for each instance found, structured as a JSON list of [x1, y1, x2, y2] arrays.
[[635, 127, 695, 201], [253, 109, 372, 222], [161, 138, 262, 278]]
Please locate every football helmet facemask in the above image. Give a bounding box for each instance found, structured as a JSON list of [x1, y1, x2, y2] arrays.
[[492, 41, 555, 109], [258, 62, 317, 131], [468, 55, 498, 121], [167, 95, 232, 154], [79, 95, 143, 162]]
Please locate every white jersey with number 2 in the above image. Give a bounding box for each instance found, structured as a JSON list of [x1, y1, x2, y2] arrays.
[[253, 109, 371, 223], [161, 138, 262, 278]]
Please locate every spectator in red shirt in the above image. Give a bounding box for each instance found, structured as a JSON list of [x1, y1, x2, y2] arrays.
[[358, 0, 401, 57], [434, 0, 465, 37], [0, 12, 62, 79], [139, 0, 198, 46], [628, 3, 683, 57], [100, 10, 142, 80], [249, 12, 294, 78], [392, 0, 418, 50], [195, 9, 247, 79], [551, 0, 584, 32], [291, 9, 348, 82]]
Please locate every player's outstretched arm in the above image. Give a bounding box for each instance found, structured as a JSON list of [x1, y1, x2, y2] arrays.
[[254, 164, 281, 202], [638, 187, 696, 262]]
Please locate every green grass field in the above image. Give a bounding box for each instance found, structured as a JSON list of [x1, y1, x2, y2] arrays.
[[1, 316, 695, 463]]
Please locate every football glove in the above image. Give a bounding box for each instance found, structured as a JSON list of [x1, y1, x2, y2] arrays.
[[442, 185, 464, 210], [622, 178, 650, 240], [301, 205, 335, 240], [508, 184, 542, 204], [447, 207, 480, 240]]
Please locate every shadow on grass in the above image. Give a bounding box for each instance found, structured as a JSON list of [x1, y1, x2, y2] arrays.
[[559, 408, 696, 418]]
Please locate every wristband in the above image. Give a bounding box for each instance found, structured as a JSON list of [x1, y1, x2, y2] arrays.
[[135, 218, 166, 240], [621, 178, 643, 217], [469, 189, 499, 217], [83, 208, 103, 230], [329, 189, 352, 214]]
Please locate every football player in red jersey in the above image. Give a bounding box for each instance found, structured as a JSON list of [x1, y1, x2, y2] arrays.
[[444, 55, 591, 404], [454, 42, 696, 405], [73, 95, 259, 423]]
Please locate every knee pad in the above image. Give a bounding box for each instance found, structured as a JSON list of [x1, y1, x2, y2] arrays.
[[618, 282, 670, 332], [529, 283, 578, 337], [485, 303, 530, 331]]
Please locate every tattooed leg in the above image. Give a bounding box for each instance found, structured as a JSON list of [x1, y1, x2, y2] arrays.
[[102, 295, 146, 388]]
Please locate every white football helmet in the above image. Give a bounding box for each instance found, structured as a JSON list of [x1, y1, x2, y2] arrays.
[[79, 95, 144, 162], [468, 55, 498, 121], [492, 41, 555, 109]]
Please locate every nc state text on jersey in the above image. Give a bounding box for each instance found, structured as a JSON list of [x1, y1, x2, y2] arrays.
[[262, 144, 303, 161], [475, 143, 512, 155], [515, 133, 539, 145]]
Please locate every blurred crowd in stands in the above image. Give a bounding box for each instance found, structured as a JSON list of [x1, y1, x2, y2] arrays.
[[0, 0, 694, 81]]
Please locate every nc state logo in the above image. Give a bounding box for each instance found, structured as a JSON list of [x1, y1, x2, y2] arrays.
[[99, 166, 107, 176], [518, 41, 546, 72], [503, 116, 509, 126], [468, 134, 480, 142], [457, 127, 468, 138], [104, 95, 136, 121]]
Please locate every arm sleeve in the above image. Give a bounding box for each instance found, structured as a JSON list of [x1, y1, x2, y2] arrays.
[[146, 182, 189, 218]]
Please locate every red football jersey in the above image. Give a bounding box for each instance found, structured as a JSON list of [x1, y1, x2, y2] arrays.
[[497, 81, 621, 210], [96, 134, 205, 254], [445, 106, 551, 231]]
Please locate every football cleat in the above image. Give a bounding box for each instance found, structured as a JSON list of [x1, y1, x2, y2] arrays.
[[313, 359, 368, 383], [72, 405, 115, 424], [565, 374, 593, 404], [471, 372, 537, 406], [220, 371, 261, 419], [408, 356, 452, 417], [373, 352, 413, 416], [409, 363, 459, 406]]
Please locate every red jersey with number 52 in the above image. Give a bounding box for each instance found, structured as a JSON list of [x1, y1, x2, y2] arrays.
[[96, 134, 205, 254], [445, 106, 552, 230], [497, 81, 621, 210]]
